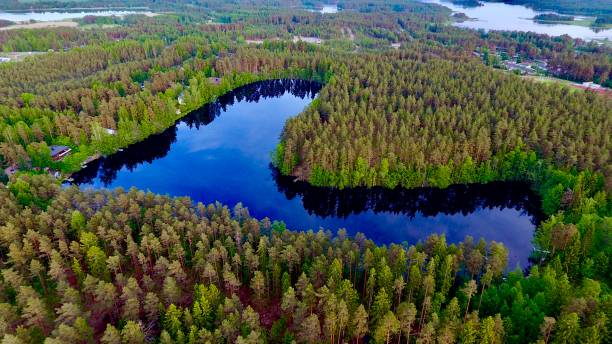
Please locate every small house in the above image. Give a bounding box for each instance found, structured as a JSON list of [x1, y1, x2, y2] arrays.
[[50, 145, 72, 161], [0, 57, 10, 63], [104, 128, 117, 135], [581, 81, 602, 89]]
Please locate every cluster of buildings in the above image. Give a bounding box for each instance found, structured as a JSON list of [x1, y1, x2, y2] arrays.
[[502, 60, 548, 75], [473, 48, 549, 76], [473, 47, 611, 96]]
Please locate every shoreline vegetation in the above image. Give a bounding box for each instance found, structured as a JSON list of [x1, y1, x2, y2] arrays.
[[481, 0, 612, 17], [5, 50, 331, 181], [533, 13, 574, 22], [55, 70, 327, 174], [531, 16, 612, 30]]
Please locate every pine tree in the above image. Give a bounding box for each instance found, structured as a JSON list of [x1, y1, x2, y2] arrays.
[[374, 311, 400, 344], [397, 302, 416, 344], [352, 304, 368, 344], [101, 324, 121, 344], [121, 321, 145, 344]]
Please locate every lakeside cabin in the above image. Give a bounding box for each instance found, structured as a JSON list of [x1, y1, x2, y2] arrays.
[[50, 145, 72, 161]]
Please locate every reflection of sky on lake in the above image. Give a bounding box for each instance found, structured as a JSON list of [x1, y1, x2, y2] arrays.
[[73, 80, 541, 269], [424, 0, 612, 40]]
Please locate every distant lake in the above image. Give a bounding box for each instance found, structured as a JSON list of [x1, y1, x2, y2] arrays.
[[0, 10, 155, 23], [71, 80, 543, 269], [306, 5, 339, 14], [424, 0, 612, 41], [319, 5, 339, 14]]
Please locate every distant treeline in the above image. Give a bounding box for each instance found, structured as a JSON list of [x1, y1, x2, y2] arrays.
[[533, 13, 574, 22]]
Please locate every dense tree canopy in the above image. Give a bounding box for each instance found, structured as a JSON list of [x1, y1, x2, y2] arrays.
[[0, 174, 608, 343], [277, 51, 611, 190]]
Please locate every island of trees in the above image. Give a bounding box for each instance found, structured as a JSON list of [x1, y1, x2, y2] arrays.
[[533, 14, 574, 22]]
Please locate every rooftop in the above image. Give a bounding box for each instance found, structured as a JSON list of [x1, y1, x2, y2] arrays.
[[50, 145, 71, 157]]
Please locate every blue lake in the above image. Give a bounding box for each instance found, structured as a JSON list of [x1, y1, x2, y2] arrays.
[[0, 10, 155, 23], [424, 0, 612, 41], [72, 80, 543, 269]]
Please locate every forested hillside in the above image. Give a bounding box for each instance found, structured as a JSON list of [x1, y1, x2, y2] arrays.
[[0, 39, 333, 174], [0, 174, 608, 343], [276, 52, 612, 190]]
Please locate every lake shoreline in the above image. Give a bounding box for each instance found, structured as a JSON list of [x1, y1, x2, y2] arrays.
[[70, 79, 541, 269], [423, 0, 612, 40]]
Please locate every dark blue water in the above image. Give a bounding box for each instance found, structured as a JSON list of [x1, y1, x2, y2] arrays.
[[72, 79, 543, 268]]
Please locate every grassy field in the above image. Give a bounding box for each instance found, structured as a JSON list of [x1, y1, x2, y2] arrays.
[[522, 75, 612, 97]]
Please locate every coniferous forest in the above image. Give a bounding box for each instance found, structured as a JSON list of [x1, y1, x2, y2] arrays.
[[0, 1, 610, 343]]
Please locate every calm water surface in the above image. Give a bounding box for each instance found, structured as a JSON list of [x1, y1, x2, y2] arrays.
[[72, 80, 543, 268], [306, 5, 339, 14], [424, 0, 612, 40], [0, 10, 154, 22]]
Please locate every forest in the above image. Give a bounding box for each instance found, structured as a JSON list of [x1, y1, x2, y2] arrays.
[[1, 9, 610, 177], [276, 52, 611, 190], [0, 0, 610, 343], [0, 173, 608, 343]]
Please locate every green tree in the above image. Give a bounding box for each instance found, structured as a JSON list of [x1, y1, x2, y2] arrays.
[[396, 302, 416, 344], [352, 304, 368, 344], [121, 321, 145, 344], [552, 313, 580, 344], [371, 288, 391, 326], [373, 311, 400, 344]]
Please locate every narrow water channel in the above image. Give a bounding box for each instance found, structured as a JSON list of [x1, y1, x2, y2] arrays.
[[72, 79, 543, 268]]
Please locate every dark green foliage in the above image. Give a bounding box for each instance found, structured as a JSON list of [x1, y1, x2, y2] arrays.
[[0, 174, 608, 343], [278, 53, 611, 192]]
